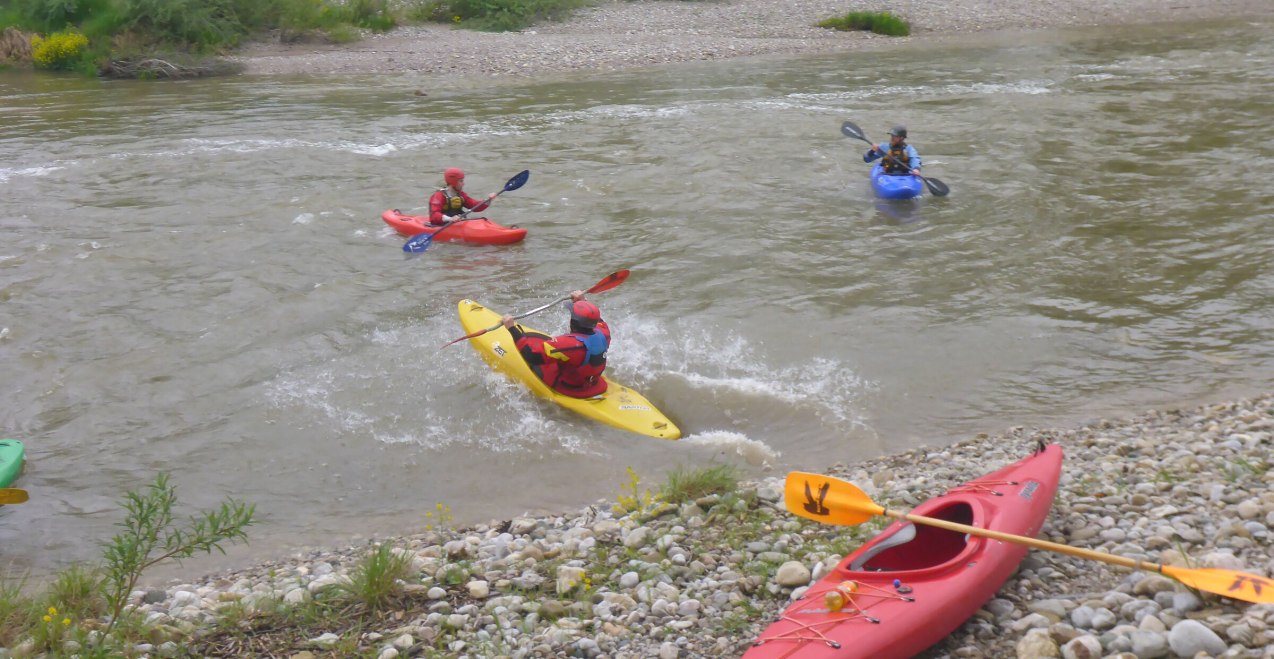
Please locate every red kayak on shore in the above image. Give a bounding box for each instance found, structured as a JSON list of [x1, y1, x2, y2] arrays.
[[381, 210, 527, 246], [746, 443, 1063, 659]]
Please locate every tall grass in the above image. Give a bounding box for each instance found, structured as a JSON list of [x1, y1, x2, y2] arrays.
[[338, 544, 414, 611], [816, 11, 910, 37], [661, 464, 741, 504], [0, 573, 36, 648]]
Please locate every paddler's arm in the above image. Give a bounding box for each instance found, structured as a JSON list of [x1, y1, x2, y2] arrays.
[[502, 315, 543, 364]]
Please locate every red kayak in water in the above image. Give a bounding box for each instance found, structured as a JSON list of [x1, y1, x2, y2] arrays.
[[381, 210, 527, 246], [746, 443, 1063, 659]]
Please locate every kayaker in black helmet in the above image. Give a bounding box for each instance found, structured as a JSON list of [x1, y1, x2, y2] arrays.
[[864, 125, 923, 176]]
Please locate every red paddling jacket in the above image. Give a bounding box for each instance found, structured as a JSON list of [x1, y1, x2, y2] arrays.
[[428, 188, 491, 225], [511, 322, 611, 398]]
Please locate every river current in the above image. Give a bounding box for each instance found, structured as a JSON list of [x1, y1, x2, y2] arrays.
[[2, 18, 1271, 577]]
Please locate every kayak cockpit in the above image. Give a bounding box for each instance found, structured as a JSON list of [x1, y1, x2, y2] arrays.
[[852, 502, 974, 572]]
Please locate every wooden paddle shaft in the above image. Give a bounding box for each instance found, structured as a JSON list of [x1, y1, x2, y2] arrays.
[[885, 509, 1159, 574]]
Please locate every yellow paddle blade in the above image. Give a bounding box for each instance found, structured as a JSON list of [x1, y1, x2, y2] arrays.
[[1162, 565, 1274, 605], [784, 472, 883, 526], [0, 488, 29, 504]]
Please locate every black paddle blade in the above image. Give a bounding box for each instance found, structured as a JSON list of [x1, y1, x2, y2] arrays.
[[841, 120, 869, 143], [403, 233, 435, 253], [923, 176, 950, 197], [503, 170, 530, 193]]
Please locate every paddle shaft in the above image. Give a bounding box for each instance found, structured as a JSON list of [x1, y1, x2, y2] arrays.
[[441, 270, 630, 348], [885, 508, 1156, 574], [417, 193, 501, 242]]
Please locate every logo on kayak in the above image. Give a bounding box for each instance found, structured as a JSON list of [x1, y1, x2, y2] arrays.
[[618, 405, 650, 411], [1019, 480, 1039, 500], [493, 343, 506, 357]]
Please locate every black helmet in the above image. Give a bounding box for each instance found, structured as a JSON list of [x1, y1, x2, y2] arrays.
[[888, 125, 907, 138]]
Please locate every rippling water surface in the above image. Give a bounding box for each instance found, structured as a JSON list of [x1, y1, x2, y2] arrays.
[[2, 19, 1272, 576]]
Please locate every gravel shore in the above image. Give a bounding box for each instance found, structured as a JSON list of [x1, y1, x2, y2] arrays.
[[230, 0, 1274, 77], [7, 394, 1269, 658]]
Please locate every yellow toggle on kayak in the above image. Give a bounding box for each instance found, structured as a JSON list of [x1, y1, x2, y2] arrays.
[[457, 300, 680, 440]]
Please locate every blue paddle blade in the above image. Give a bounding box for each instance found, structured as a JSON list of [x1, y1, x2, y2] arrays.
[[403, 233, 434, 253], [504, 170, 530, 192]]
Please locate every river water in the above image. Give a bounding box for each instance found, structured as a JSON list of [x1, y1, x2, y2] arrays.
[[2, 18, 1272, 578]]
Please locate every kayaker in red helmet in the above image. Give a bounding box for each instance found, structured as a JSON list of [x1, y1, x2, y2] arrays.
[[428, 167, 498, 226], [501, 292, 611, 398]]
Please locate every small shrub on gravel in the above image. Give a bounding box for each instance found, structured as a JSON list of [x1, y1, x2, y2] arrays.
[[661, 463, 741, 503], [338, 543, 414, 611], [817, 11, 910, 36]]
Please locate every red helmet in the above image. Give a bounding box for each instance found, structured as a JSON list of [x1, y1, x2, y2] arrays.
[[444, 167, 465, 187], [570, 300, 601, 328]]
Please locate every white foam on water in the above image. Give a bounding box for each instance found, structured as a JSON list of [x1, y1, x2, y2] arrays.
[[271, 320, 602, 456], [292, 213, 314, 225], [790, 79, 1054, 103], [681, 430, 780, 467], [0, 165, 64, 183], [613, 314, 875, 430]]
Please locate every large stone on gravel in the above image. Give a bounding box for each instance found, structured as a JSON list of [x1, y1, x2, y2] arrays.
[[1168, 619, 1226, 657], [774, 561, 810, 586], [1015, 627, 1060, 658], [1060, 635, 1101, 659]]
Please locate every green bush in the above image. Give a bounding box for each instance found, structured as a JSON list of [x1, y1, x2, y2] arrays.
[[661, 464, 741, 504], [816, 11, 910, 37], [115, 0, 247, 49], [10, 0, 114, 32], [442, 0, 590, 32]]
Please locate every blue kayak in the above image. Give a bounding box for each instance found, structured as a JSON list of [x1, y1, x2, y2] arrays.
[[870, 163, 924, 200]]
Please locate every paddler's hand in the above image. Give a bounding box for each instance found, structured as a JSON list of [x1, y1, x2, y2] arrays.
[[569, 290, 585, 302], [487, 192, 498, 200], [502, 315, 516, 329]]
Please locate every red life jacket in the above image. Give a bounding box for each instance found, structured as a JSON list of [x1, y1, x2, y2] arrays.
[[545, 324, 610, 398]]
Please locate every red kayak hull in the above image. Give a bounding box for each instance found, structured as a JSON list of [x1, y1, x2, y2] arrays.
[[381, 210, 528, 245], [746, 444, 1063, 659]]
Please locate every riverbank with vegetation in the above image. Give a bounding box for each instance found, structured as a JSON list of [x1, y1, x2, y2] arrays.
[[8, 0, 1272, 79], [2, 393, 1271, 657]]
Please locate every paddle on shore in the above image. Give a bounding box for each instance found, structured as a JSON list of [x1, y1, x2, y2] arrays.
[[784, 470, 1274, 604]]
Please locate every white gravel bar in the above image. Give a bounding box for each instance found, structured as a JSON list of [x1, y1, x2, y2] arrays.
[[230, 0, 1274, 77]]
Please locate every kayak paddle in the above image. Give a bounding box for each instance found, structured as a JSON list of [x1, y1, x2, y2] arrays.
[[403, 169, 530, 253], [441, 270, 630, 349], [784, 471, 1274, 605], [841, 120, 950, 197], [0, 488, 29, 504]]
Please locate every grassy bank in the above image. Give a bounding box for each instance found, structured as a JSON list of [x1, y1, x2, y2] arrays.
[[0, 0, 596, 77], [0, 464, 783, 657]]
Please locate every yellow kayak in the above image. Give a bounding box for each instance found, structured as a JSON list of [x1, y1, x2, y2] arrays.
[[458, 299, 680, 440]]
